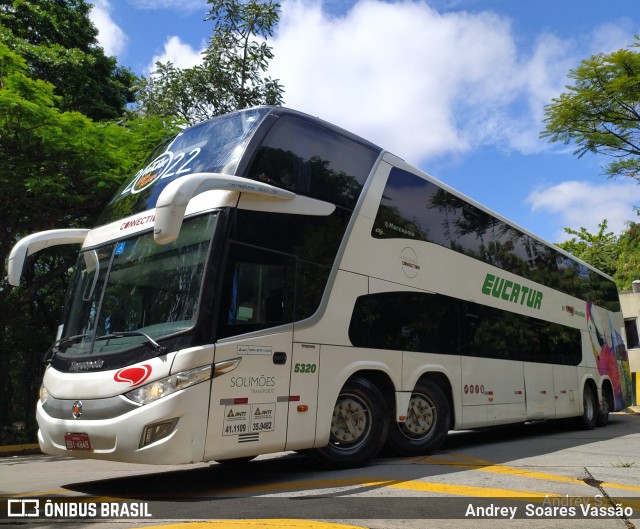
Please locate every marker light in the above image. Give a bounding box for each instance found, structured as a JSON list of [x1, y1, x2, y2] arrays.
[[125, 365, 212, 405]]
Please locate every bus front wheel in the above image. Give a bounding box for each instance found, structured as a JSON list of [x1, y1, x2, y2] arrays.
[[387, 380, 450, 456], [312, 377, 388, 468]]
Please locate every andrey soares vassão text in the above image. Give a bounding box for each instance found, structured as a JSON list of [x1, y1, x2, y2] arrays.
[[465, 496, 634, 520]]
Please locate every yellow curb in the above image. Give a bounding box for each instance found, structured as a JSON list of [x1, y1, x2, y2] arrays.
[[0, 443, 39, 454]]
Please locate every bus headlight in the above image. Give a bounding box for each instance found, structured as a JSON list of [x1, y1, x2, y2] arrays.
[[125, 365, 212, 405], [39, 384, 50, 405]]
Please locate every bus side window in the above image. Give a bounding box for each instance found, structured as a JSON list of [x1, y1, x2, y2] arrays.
[[218, 243, 294, 338]]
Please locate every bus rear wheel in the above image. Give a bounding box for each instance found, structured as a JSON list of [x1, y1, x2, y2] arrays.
[[580, 384, 598, 430], [312, 377, 388, 468], [596, 388, 611, 427], [387, 381, 450, 456]]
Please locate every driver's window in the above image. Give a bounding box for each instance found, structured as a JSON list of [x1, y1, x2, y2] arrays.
[[218, 243, 294, 338]]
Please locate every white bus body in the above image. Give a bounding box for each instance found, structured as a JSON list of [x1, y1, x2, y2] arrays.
[[9, 107, 632, 467]]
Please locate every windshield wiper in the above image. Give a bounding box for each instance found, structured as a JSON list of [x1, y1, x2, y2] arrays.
[[43, 334, 89, 363], [96, 331, 167, 354]]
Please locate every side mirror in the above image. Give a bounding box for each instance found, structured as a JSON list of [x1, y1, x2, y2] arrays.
[[7, 229, 89, 286]]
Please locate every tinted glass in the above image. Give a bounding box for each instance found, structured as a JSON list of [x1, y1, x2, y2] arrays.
[[60, 213, 218, 356], [217, 242, 296, 338], [373, 168, 620, 311], [349, 291, 582, 365], [247, 116, 379, 209], [217, 207, 350, 338], [99, 108, 270, 224]]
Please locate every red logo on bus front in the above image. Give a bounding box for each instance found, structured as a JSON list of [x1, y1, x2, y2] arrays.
[[114, 364, 152, 386]]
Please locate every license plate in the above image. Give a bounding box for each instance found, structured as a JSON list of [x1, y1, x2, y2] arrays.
[[64, 432, 92, 451]]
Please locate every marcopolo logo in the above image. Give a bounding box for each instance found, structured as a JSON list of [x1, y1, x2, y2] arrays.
[[481, 273, 543, 310], [113, 365, 152, 387]]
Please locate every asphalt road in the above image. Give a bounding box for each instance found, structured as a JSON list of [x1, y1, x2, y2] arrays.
[[2, 413, 640, 529]]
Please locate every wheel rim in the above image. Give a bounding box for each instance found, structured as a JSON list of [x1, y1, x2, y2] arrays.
[[329, 393, 371, 450], [399, 392, 436, 440]]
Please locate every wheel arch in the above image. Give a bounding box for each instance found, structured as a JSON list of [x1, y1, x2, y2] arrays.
[[417, 371, 455, 430], [315, 367, 397, 448], [600, 377, 614, 410], [346, 369, 397, 412], [582, 376, 598, 412]]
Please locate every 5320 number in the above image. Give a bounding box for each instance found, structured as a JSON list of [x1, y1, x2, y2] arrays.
[[293, 363, 316, 374]]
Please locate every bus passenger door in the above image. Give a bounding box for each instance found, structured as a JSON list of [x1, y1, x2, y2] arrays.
[[206, 333, 293, 461], [203, 243, 296, 461]]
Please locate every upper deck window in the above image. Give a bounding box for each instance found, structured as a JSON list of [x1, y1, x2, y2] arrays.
[[247, 116, 379, 210], [373, 167, 620, 310]]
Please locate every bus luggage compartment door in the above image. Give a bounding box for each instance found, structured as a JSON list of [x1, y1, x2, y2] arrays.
[[204, 332, 293, 461]]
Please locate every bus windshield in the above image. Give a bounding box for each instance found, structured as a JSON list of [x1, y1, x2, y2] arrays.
[[98, 107, 270, 225], [57, 213, 218, 357]]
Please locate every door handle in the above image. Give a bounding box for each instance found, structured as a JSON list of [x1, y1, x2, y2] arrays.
[[273, 351, 287, 365]]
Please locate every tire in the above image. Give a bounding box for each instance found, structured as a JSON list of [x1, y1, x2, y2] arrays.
[[580, 384, 598, 430], [387, 380, 450, 456], [596, 388, 611, 427], [312, 377, 388, 469]]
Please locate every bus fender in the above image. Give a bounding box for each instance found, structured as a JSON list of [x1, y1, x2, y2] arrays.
[[395, 391, 412, 423]]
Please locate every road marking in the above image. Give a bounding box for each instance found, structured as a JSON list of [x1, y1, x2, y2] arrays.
[[411, 452, 640, 492], [9, 450, 640, 513], [223, 476, 562, 499], [414, 453, 584, 484], [143, 521, 365, 529]]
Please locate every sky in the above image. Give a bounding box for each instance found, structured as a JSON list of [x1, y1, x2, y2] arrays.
[[88, 0, 640, 244]]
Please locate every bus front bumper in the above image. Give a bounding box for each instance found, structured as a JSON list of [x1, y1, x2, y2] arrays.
[[36, 381, 211, 465]]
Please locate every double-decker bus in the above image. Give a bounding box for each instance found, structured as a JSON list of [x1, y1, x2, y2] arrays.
[[8, 106, 632, 468]]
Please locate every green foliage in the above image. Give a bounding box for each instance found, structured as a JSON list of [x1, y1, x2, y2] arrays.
[[555, 219, 640, 291], [0, 0, 136, 120], [541, 37, 640, 180], [204, 0, 284, 110], [614, 222, 640, 289], [135, 0, 284, 124], [0, 38, 174, 443], [556, 220, 620, 277]]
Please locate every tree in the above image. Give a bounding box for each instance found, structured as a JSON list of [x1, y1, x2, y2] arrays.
[[556, 220, 620, 278], [541, 37, 640, 180], [204, 0, 284, 110], [554, 219, 640, 291], [0, 40, 174, 444], [0, 0, 136, 120], [135, 0, 284, 124], [614, 222, 640, 289]]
